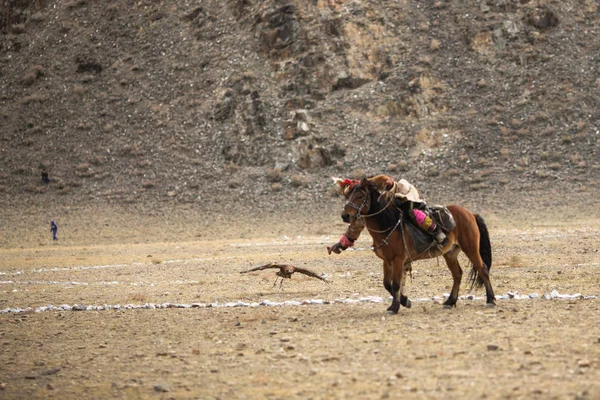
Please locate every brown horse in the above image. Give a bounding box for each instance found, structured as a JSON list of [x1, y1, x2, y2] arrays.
[[340, 177, 495, 314]]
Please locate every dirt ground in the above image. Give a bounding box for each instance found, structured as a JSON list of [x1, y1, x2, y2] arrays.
[[1, 212, 599, 400]]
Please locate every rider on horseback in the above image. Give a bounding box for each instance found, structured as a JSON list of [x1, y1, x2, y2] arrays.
[[328, 175, 447, 254]]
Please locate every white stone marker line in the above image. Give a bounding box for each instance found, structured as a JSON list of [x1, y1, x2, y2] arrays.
[[0, 280, 201, 286], [0, 256, 240, 277], [1, 291, 597, 314]]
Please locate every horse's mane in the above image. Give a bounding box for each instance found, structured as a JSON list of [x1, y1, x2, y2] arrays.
[[363, 181, 402, 232]]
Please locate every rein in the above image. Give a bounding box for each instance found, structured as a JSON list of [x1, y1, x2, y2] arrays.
[[371, 215, 403, 251]]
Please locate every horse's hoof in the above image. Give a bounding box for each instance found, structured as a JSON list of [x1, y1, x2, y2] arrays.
[[401, 298, 412, 309], [486, 303, 496, 308], [443, 304, 453, 310], [386, 304, 400, 314]]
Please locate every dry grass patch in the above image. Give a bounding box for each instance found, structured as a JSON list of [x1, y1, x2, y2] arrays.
[[20, 94, 47, 104], [22, 66, 45, 86], [266, 168, 282, 182], [91, 155, 106, 166], [414, 128, 442, 148], [507, 255, 524, 268], [534, 170, 552, 179], [121, 144, 143, 157], [568, 153, 583, 164], [290, 175, 308, 187], [549, 162, 561, 170], [24, 184, 46, 194], [72, 85, 87, 96], [469, 182, 489, 191], [75, 163, 93, 177], [444, 168, 460, 178], [479, 169, 494, 178], [12, 167, 28, 175], [128, 293, 150, 303], [425, 166, 439, 177]]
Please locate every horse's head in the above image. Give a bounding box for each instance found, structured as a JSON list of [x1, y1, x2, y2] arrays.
[[340, 177, 372, 222]]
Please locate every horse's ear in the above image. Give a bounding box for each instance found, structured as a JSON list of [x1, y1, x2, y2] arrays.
[[360, 176, 369, 188]]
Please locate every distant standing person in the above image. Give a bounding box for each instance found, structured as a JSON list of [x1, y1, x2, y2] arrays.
[[41, 169, 50, 184], [50, 220, 58, 241]]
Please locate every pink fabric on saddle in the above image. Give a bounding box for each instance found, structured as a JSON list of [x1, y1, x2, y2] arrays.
[[412, 209, 427, 225]]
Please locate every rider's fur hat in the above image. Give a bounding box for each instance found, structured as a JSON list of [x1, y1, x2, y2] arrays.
[[332, 177, 359, 196]]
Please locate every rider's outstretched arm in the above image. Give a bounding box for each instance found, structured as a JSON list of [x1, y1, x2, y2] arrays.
[[328, 217, 365, 254]]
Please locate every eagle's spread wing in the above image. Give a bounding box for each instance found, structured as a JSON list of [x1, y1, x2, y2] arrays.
[[240, 263, 282, 273], [293, 267, 329, 282]]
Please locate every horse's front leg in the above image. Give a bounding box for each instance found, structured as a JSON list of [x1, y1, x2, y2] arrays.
[[400, 262, 412, 309], [387, 256, 407, 315], [382, 261, 395, 312]]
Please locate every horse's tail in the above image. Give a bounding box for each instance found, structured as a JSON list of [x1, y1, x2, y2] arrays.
[[469, 214, 492, 288]]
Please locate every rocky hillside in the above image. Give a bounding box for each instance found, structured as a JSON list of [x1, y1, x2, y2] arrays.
[[1, 0, 598, 215]]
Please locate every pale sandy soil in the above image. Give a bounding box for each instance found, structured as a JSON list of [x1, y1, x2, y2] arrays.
[[0, 210, 599, 399]]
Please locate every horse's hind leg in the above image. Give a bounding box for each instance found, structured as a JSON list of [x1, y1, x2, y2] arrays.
[[400, 262, 412, 309], [463, 247, 496, 307], [442, 246, 463, 308]]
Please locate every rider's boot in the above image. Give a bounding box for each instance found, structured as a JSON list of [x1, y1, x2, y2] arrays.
[[434, 227, 448, 247]]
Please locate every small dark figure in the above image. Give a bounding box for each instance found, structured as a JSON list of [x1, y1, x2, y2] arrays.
[[50, 220, 58, 241], [240, 263, 329, 288], [41, 169, 50, 184]]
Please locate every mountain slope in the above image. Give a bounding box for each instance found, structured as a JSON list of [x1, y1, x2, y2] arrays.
[[1, 0, 598, 215]]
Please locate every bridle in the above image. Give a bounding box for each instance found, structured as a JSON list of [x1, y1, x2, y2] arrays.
[[344, 186, 371, 217], [344, 186, 395, 220]]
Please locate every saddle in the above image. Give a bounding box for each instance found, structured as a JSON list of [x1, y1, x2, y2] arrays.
[[395, 200, 456, 254], [429, 204, 456, 233]]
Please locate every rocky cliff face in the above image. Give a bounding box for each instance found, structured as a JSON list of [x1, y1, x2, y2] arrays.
[[1, 0, 598, 212]]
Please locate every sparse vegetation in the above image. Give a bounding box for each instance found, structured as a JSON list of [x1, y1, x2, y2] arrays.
[[290, 174, 308, 187], [507, 255, 524, 268], [20, 94, 47, 104], [265, 168, 281, 183], [128, 292, 149, 303]]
